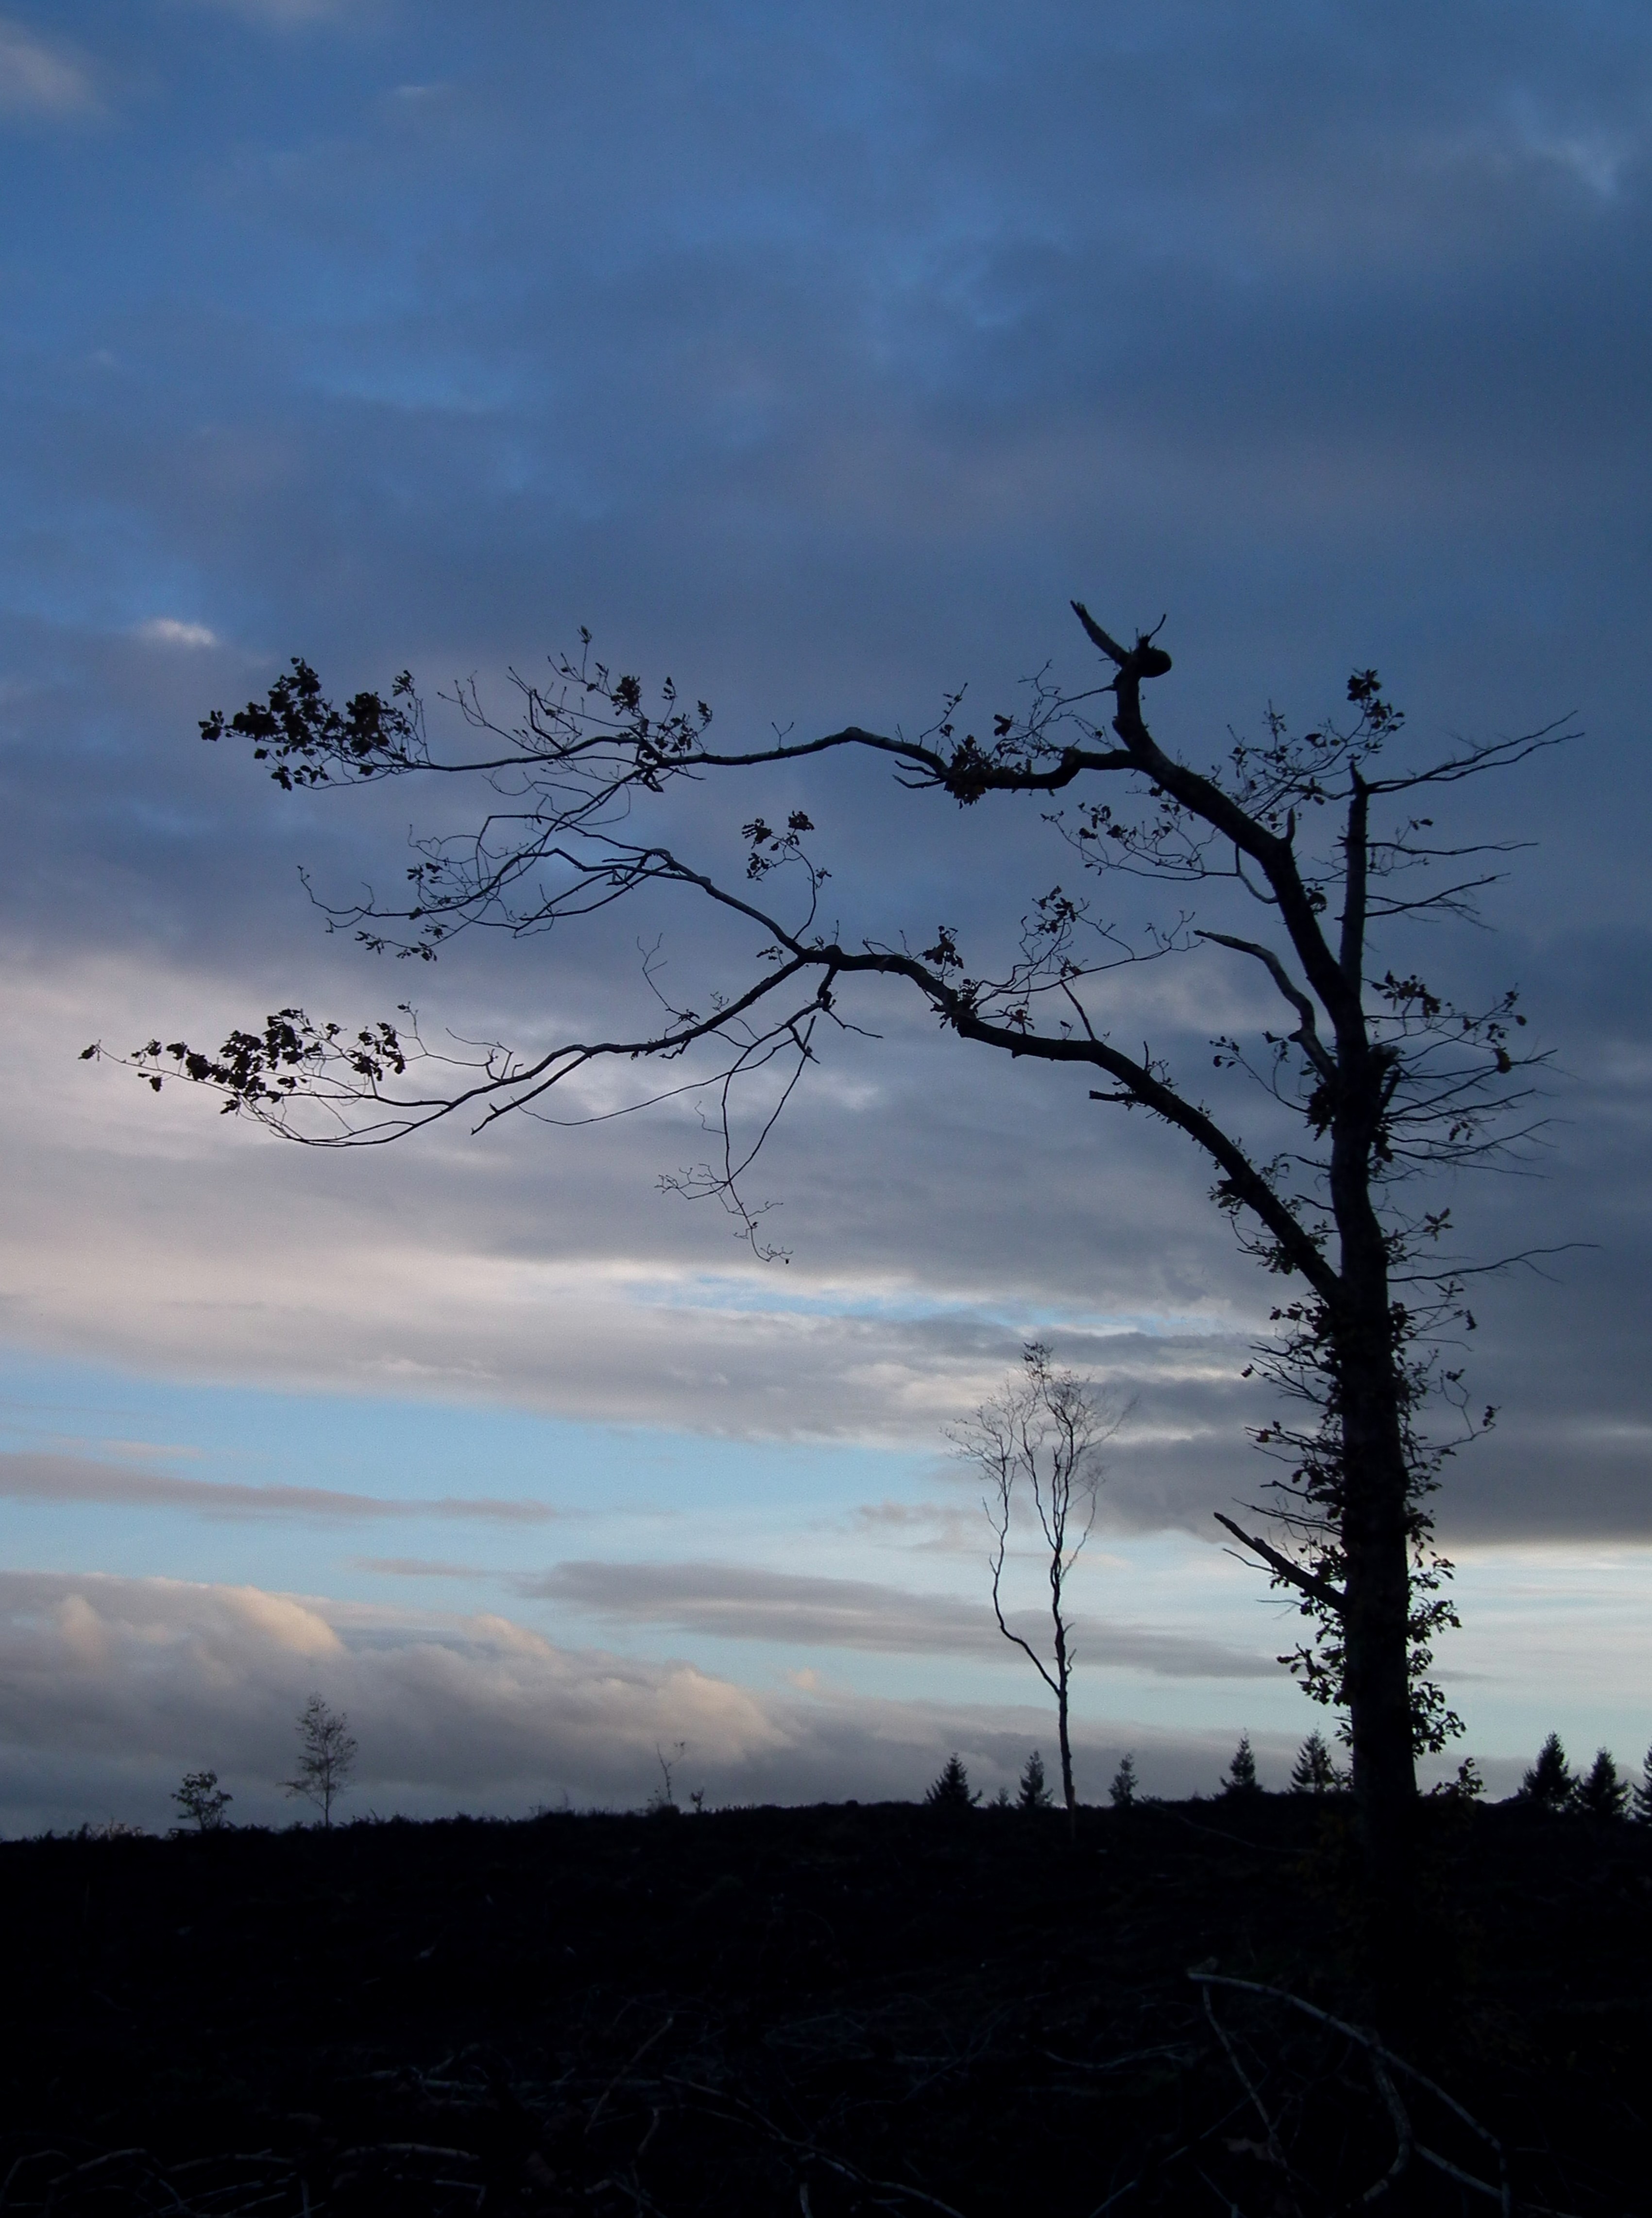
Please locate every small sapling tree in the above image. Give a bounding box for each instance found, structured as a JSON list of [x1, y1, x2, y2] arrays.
[[171, 1769, 234, 1831], [955, 1343, 1120, 1826], [1290, 1730, 1345, 1794], [1520, 1732, 1576, 1812], [284, 1693, 358, 1827], [1108, 1752, 1139, 1808], [1576, 1748, 1628, 1821], [649, 1739, 687, 1815], [925, 1754, 979, 1809], [1017, 1749, 1053, 1811], [1222, 1733, 1261, 1796]]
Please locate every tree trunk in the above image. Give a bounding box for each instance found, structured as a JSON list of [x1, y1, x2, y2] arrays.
[[1337, 1321, 1416, 1861], [1331, 1062, 1418, 1959], [1053, 1626, 1077, 1834]]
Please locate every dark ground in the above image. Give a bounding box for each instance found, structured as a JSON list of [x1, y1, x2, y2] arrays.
[[1, 1794, 1647, 2216]]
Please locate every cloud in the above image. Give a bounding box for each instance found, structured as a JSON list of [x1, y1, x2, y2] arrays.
[[0, 1569, 1377, 1834], [0, 20, 95, 116], [350, 1555, 484, 1577], [0, 0, 1645, 1772], [0, 1450, 561, 1524], [4, 937, 1647, 1548], [182, 0, 371, 21], [523, 1559, 1280, 1680], [132, 618, 219, 649]]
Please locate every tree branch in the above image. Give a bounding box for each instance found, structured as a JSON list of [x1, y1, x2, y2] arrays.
[[1212, 1511, 1345, 1615]]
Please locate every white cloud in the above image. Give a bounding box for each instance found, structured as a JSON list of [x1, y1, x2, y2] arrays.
[[132, 618, 219, 649], [0, 1569, 1354, 1834], [0, 20, 95, 117]]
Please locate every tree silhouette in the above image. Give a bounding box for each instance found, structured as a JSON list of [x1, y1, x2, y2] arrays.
[[1520, 1732, 1576, 1813], [1108, 1752, 1139, 1808], [1635, 1747, 1652, 1825], [98, 607, 1566, 1912], [284, 1693, 358, 1827], [924, 1754, 979, 1809], [954, 1344, 1120, 1826], [1222, 1733, 1261, 1796], [171, 1769, 233, 1831], [1576, 1748, 1627, 1822], [1017, 1749, 1053, 1811], [1290, 1729, 1345, 1794]]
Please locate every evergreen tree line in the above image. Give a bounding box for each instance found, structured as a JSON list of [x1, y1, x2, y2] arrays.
[[924, 1731, 1652, 1814], [1516, 1732, 1652, 1819]]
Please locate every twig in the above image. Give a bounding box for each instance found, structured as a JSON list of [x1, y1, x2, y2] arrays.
[[664, 2077, 970, 2218], [1188, 1973, 1512, 2216], [1039, 2042, 1196, 2075], [1200, 1985, 1289, 2175], [1357, 2051, 1413, 2205], [587, 2016, 676, 2135]]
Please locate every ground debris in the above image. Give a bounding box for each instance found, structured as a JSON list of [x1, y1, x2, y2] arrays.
[[1, 1797, 1645, 2213]]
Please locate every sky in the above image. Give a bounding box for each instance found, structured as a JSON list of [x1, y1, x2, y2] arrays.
[[1, 0, 1649, 1830]]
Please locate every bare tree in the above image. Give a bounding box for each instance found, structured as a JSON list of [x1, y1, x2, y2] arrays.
[[284, 1693, 358, 1827], [953, 1344, 1118, 1826], [91, 607, 1566, 1920]]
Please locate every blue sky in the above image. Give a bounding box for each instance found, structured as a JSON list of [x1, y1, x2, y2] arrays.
[[0, 0, 1649, 1829]]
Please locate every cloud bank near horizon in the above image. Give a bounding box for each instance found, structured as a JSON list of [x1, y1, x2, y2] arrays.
[[0, 1570, 1547, 1837]]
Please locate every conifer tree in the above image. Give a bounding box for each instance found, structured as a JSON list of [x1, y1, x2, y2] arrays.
[[1635, 1747, 1652, 1825], [1290, 1729, 1344, 1793], [1519, 1732, 1576, 1812], [925, 1753, 979, 1809], [1017, 1749, 1053, 1811], [1108, 1752, 1139, 1808], [1576, 1747, 1628, 1821], [1222, 1733, 1261, 1796]]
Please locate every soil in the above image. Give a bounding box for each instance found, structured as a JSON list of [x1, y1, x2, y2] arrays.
[[1, 1793, 1647, 2215]]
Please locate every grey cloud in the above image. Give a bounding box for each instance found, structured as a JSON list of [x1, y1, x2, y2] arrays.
[[0, 20, 97, 116], [522, 1559, 1279, 1681], [0, 0, 1647, 1570], [0, 1569, 1357, 1836], [349, 1556, 486, 1578], [0, 1450, 560, 1524], [9, 915, 1651, 1548]]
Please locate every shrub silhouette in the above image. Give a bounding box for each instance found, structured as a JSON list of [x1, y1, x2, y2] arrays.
[[1520, 1732, 1576, 1812], [1434, 1756, 1485, 1801], [172, 1769, 233, 1832], [925, 1754, 979, 1809], [1109, 1753, 1139, 1808]]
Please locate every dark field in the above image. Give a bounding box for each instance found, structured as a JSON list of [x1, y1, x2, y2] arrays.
[[1, 1795, 1647, 2215]]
